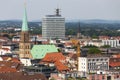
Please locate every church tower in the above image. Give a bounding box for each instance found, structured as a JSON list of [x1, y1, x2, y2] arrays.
[[19, 7, 32, 58], [77, 22, 81, 39]]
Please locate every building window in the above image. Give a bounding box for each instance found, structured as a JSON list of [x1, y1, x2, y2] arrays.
[[100, 59, 103, 61], [96, 59, 99, 61], [102, 76, 105, 79], [92, 75, 95, 80], [88, 59, 91, 61]]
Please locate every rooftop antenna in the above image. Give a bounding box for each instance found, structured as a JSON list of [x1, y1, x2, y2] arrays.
[[56, 4, 61, 16]]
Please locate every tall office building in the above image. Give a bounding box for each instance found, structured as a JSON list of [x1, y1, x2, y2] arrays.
[[42, 9, 65, 39]]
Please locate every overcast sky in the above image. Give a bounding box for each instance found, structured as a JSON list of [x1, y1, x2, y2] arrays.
[[0, 0, 120, 21]]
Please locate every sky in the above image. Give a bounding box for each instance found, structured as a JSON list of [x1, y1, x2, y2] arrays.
[[0, 0, 120, 21]]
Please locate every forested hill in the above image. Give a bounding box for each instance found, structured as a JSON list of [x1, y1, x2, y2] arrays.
[[65, 20, 120, 37], [0, 20, 120, 37]]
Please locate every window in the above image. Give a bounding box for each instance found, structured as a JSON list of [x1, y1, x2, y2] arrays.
[[101, 59, 103, 61], [92, 75, 95, 80], [88, 59, 91, 61], [96, 59, 99, 61], [92, 59, 95, 61], [102, 76, 105, 79]]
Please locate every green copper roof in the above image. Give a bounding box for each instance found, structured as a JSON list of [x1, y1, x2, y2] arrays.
[[31, 45, 58, 59], [22, 7, 28, 31]]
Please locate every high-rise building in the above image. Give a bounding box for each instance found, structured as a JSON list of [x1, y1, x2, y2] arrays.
[[19, 7, 32, 58], [42, 8, 65, 39]]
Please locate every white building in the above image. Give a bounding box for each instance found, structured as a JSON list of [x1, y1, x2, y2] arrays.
[[102, 39, 120, 47], [20, 58, 32, 66], [0, 48, 12, 55], [42, 9, 65, 39], [82, 39, 103, 47], [78, 55, 109, 73]]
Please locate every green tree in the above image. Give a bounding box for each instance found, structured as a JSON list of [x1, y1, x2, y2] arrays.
[[82, 45, 98, 48], [49, 78, 56, 80], [88, 48, 101, 54], [101, 45, 111, 48], [76, 78, 87, 80], [67, 77, 75, 80]]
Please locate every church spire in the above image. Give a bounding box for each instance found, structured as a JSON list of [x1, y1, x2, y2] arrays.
[[22, 4, 28, 31]]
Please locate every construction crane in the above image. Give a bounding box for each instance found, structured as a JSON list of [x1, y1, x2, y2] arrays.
[[70, 39, 81, 71], [71, 39, 81, 57]]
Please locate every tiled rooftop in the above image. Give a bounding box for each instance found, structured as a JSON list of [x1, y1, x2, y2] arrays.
[[0, 72, 47, 80], [42, 52, 69, 71], [109, 57, 120, 67]]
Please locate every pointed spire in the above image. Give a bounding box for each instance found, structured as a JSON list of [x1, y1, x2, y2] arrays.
[[78, 21, 80, 33], [22, 4, 28, 31]]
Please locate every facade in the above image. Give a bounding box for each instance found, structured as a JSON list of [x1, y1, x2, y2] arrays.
[[19, 8, 32, 58], [0, 48, 11, 55], [102, 39, 120, 47], [88, 74, 120, 80], [42, 9, 65, 39], [99, 36, 120, 47], [20, 58, 32, 66], [83, 39, 103, 47], [78, 55, 109, 73]]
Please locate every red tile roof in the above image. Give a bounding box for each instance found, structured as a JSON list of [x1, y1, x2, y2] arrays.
[[11, 58, 21, 63], [109, 57, 120, 67], [55, 61, 69, 71], [0, 72, 47, 80], [99, 36, 110, 40], [42, 52, 66, 62], [109, 62, 120, 67], [42, 52, 69, 71], [2, 57, 21, 63], [1, 48, 10, 51], [0, 66, 17, 73], [0, 61, 22, 72], [68, 53, 77, 59], [112, 54, 120, 58]]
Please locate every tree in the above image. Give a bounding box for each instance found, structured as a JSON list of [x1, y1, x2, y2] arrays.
[[67, 77, 75, 80], [49, 78, 56, 80], [82, 45, 98, 48], [88, 48, 101, 54], [101, 45, 111, 48]]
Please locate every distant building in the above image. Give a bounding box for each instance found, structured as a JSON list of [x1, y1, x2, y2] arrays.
[[102, 39, 120, 47], [99, 36, 120, 47], [83, 39, 103, 47], [78, 55, 109, 73], [42, 8, 65, 39], [88, 73, 120, 80]]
